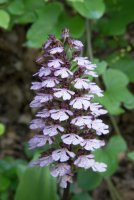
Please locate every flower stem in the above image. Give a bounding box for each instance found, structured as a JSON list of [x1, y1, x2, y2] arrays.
[[62, 183, 70, 200]]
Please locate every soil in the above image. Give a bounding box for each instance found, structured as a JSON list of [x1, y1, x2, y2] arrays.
[[0, 26, 134, 200]]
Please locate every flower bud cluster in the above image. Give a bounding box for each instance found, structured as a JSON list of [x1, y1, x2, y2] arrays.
[[29, 29, 109, 188]]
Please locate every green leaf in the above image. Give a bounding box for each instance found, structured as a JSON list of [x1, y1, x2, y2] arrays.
[[97, 69, 134, 115], [8, 0, 24, 15], [93, 58, 107, 75], [77, 169, 102, 190], [128, 151, 134, 161], [98, 0, 134, 35], [27, 2, 63, 48], [13, 0, 45, 24], [107, 135, 127, 155], [108, 54, 134, 82], [0, 0, 8, 4], [0, 175, 10, 192], [15, 167, 58, 200], [53, 13, 85, 38], [70, 0, 105, 19], [71, 193, 93, 200], [0, 10, 10, 29], [0, 123, 5, 136]]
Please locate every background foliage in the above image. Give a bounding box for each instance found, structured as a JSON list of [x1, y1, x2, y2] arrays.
[[0, 0, 134, 200]]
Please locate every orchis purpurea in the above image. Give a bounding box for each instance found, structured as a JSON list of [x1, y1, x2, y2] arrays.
[[29, 28, 109, 189]]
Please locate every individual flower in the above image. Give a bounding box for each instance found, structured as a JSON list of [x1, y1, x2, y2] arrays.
[[48, 59, 64, 68], [88, 83, 103, 97], [90, 103, 107, 117], [52, 148, 75, 162], [50, 47, 64, 54], [54, 67, 73, 78], [71, 116, 92, 128], [29, 29, 109, 189], [30, 99, 43, 108], [61, 134, 83, 145], [28, 135, 53, 149], [30, 155, 53, 167], [43, 124, 64, 136], [71, 40, 83, 50], [34, 67, 52, 77], [42, 77, 59, 88], [53, 88, 75, 100], [74, 154, 95, 169], [70, 96, 93, 110], [91, 162, 107, 172], [31, 82, 42, 90], [84, 70, 98, 77], [81, 139, 105, 151], [36, 109, 50, 118], [92, 119, 109, 135], [73, 78, 90, 89], [74, 57, 90, 66], [50, 109, 73, 121], [29, 119, 44, 130], [50, 163, 71, 177]]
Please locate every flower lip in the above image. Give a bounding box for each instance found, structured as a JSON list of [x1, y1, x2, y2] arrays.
[[49, 47, 64, 54], [61, 133, 84, 145], [52, 148, 75, 162], [50, 109, 73, 121], [53, 88, 75, 100], [48, 59, 64, 69]]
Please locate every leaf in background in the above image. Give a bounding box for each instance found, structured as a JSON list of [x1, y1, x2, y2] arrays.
[[15, 167, 58, 200], [27, 2, 63, 48], [128, 151, 134, 161], [13, 0, 45, 24], [71, 193, 93, 200], [0, 0, 8, 4], [53, 13, 85, 38], [97, 69, 134, 115], [0, 175, 10, 192], [77, 169, 102, 190], [70, 0, 105, 19], [99, 0, 134, 35], [93, 58, 107, 75], [7, 0, 24, 15], [107, 135, 127, 155], [0, 10, 10, 29], [0, 123, 5, 136], [94, 135, 127, 177], [108, 54, 134, 82]]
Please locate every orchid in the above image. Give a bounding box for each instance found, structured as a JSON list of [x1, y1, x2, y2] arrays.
[[54, 67, 73, 78], [28, 135, 53, 149], [29, 29, 109, 189], [48, 59, 64, 68], [53, 88, 75, 100]]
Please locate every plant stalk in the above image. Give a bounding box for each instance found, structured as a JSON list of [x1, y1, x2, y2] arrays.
[[62, 183, 70, 200]]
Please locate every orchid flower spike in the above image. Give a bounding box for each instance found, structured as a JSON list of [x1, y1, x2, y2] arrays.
[[29, 28, 109, 188]]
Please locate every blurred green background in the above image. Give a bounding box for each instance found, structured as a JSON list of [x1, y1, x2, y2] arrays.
[[0, 0, 134, 200]]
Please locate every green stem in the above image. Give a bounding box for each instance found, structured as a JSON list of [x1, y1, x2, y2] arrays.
[[62, 183, 70, 200], [109, 115, 121, 135], [86, 19, 93, 60], [106, 178, 122, 200]]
